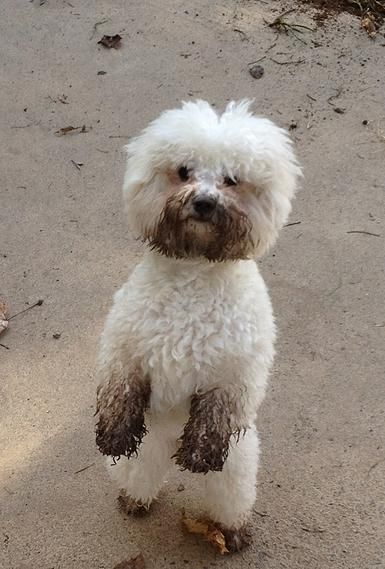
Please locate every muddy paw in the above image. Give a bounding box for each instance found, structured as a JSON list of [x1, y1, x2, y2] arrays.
[[218, 523, 253, 553], [117, 491, 151, 517]]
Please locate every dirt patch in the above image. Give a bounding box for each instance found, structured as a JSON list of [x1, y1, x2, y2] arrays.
[[304, 0, 385, 29]]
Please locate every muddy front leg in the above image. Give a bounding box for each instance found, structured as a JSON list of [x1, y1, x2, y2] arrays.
[[95, 367, 151, 460], [173, 387, 246, 474]]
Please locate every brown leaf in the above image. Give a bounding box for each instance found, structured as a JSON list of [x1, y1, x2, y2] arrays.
[[55, 125, 89, 135], [113, 553, 145, 569], [361, 15, 377, 37], [98, 34, 122, 49], [0, 301, 9, 335], [183, 517, 229, 555]]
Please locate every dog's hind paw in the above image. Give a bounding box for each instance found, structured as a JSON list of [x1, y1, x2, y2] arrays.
[[117, 491, 152, 517], [218, 523, 253, 553]]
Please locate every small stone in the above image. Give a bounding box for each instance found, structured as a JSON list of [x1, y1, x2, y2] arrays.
[[249, 64, 264, 79]]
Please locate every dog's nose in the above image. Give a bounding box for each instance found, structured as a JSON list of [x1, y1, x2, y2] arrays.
[[192, 195, 217, 219]]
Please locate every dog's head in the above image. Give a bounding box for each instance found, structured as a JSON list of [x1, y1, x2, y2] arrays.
[[123, 100, 301, 261]]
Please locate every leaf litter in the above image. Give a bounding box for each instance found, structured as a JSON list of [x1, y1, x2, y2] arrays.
[[182, 517, 229, 555], [55, 125, 89, 136], [302, 0, 385, 36], [98, 34, 122, 49]]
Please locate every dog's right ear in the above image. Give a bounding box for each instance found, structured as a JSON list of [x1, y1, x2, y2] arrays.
[[95, 375, 151, 459], [122, 133, 167, 239]]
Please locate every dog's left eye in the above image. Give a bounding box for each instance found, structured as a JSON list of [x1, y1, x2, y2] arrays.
[[178, 166, 190, 182], [224, 176, 237, 187]]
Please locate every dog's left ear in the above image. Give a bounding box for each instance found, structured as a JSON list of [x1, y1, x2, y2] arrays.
[[250, 121, 302, 256]]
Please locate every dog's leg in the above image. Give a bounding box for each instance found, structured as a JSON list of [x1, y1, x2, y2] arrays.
[[173, 386, 247, 473], [95, 363, 151, 460], [203, 426, 259, 552], [107, 414, 178, 514]]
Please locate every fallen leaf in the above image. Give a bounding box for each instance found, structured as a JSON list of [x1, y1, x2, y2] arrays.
[[55, 126, 79, 135], [113, 553, 145, 569], [183, 517, 229, 555], [98, 34, 122, 49], [361, 15, 377, 37], [249, 64, 264, 79], [0, 302, 9, 335], [55, 125, 89, 135]]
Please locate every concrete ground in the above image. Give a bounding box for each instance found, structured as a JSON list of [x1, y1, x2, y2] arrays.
[[1, 1, 384, 568]]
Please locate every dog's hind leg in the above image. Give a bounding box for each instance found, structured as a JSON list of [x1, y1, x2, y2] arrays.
[[202, 425, 259, 552], [107, 414, 178, 514]]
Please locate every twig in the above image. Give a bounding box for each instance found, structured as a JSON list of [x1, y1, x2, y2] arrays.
[[108, 135, 130, 139], [327, 86, 343, 106], [284, 221, 301, 227], [266, 9, 314, 44], [90, 18, 110, 40], [70, 160, 83, 171], [11, 123, 34, 129], [8, 299, 43, 321], [247, 35, 279, 66], [74, 462, 95, 475], [255, 511, 269, 517], [301, 526, 325, 533], [346, 230, 381, 237], [270, 58, 305, 65], [233, 28, 248, 41], [268, 9, 296, 26], [0, 343, 10, 350], [247, 56, 266, 65], [367, 458, 385, 477], [307, 94, 317, 102]]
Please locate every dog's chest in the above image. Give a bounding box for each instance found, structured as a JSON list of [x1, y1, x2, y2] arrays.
[[126, 267, 261, 411]]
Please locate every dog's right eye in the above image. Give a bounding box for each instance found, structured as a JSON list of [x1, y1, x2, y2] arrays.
[[178, 166, 189, 182]]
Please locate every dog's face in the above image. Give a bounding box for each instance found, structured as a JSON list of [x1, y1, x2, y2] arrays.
[[123, 100, 301, 261]]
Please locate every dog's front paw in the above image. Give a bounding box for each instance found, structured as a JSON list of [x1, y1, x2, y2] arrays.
[[174, 430, 229, 473], [173, 390, 241, 473], [95, 375, 150, 459], [96, 414, 147, 459]]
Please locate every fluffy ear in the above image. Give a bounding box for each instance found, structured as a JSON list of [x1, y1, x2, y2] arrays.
[[122, 134, 166, 238], [245, 120, 302, 257]]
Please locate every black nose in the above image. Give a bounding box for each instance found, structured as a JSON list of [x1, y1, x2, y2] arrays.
[[192, 195, 217, 219]]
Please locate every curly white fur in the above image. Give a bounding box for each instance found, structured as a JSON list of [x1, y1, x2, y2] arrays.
[[97, 100, 301, 542]]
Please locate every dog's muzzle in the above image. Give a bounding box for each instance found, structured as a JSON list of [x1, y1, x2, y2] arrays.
[[191, 194, 218, 221]]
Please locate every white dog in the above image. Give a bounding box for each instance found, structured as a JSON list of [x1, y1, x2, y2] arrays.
[[95, 100, 300, 552]]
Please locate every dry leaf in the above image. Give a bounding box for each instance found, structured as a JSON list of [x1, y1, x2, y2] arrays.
[[361, 15, 377, 37], [55, 125, 89, 136], [0, 302, 9, 335], [98, 34, 122, 49], [113, 553, 145, 569], [182, 517, 229, 555]]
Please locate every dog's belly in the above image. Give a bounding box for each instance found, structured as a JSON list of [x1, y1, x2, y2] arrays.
[[118, 259, 275, 414]]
